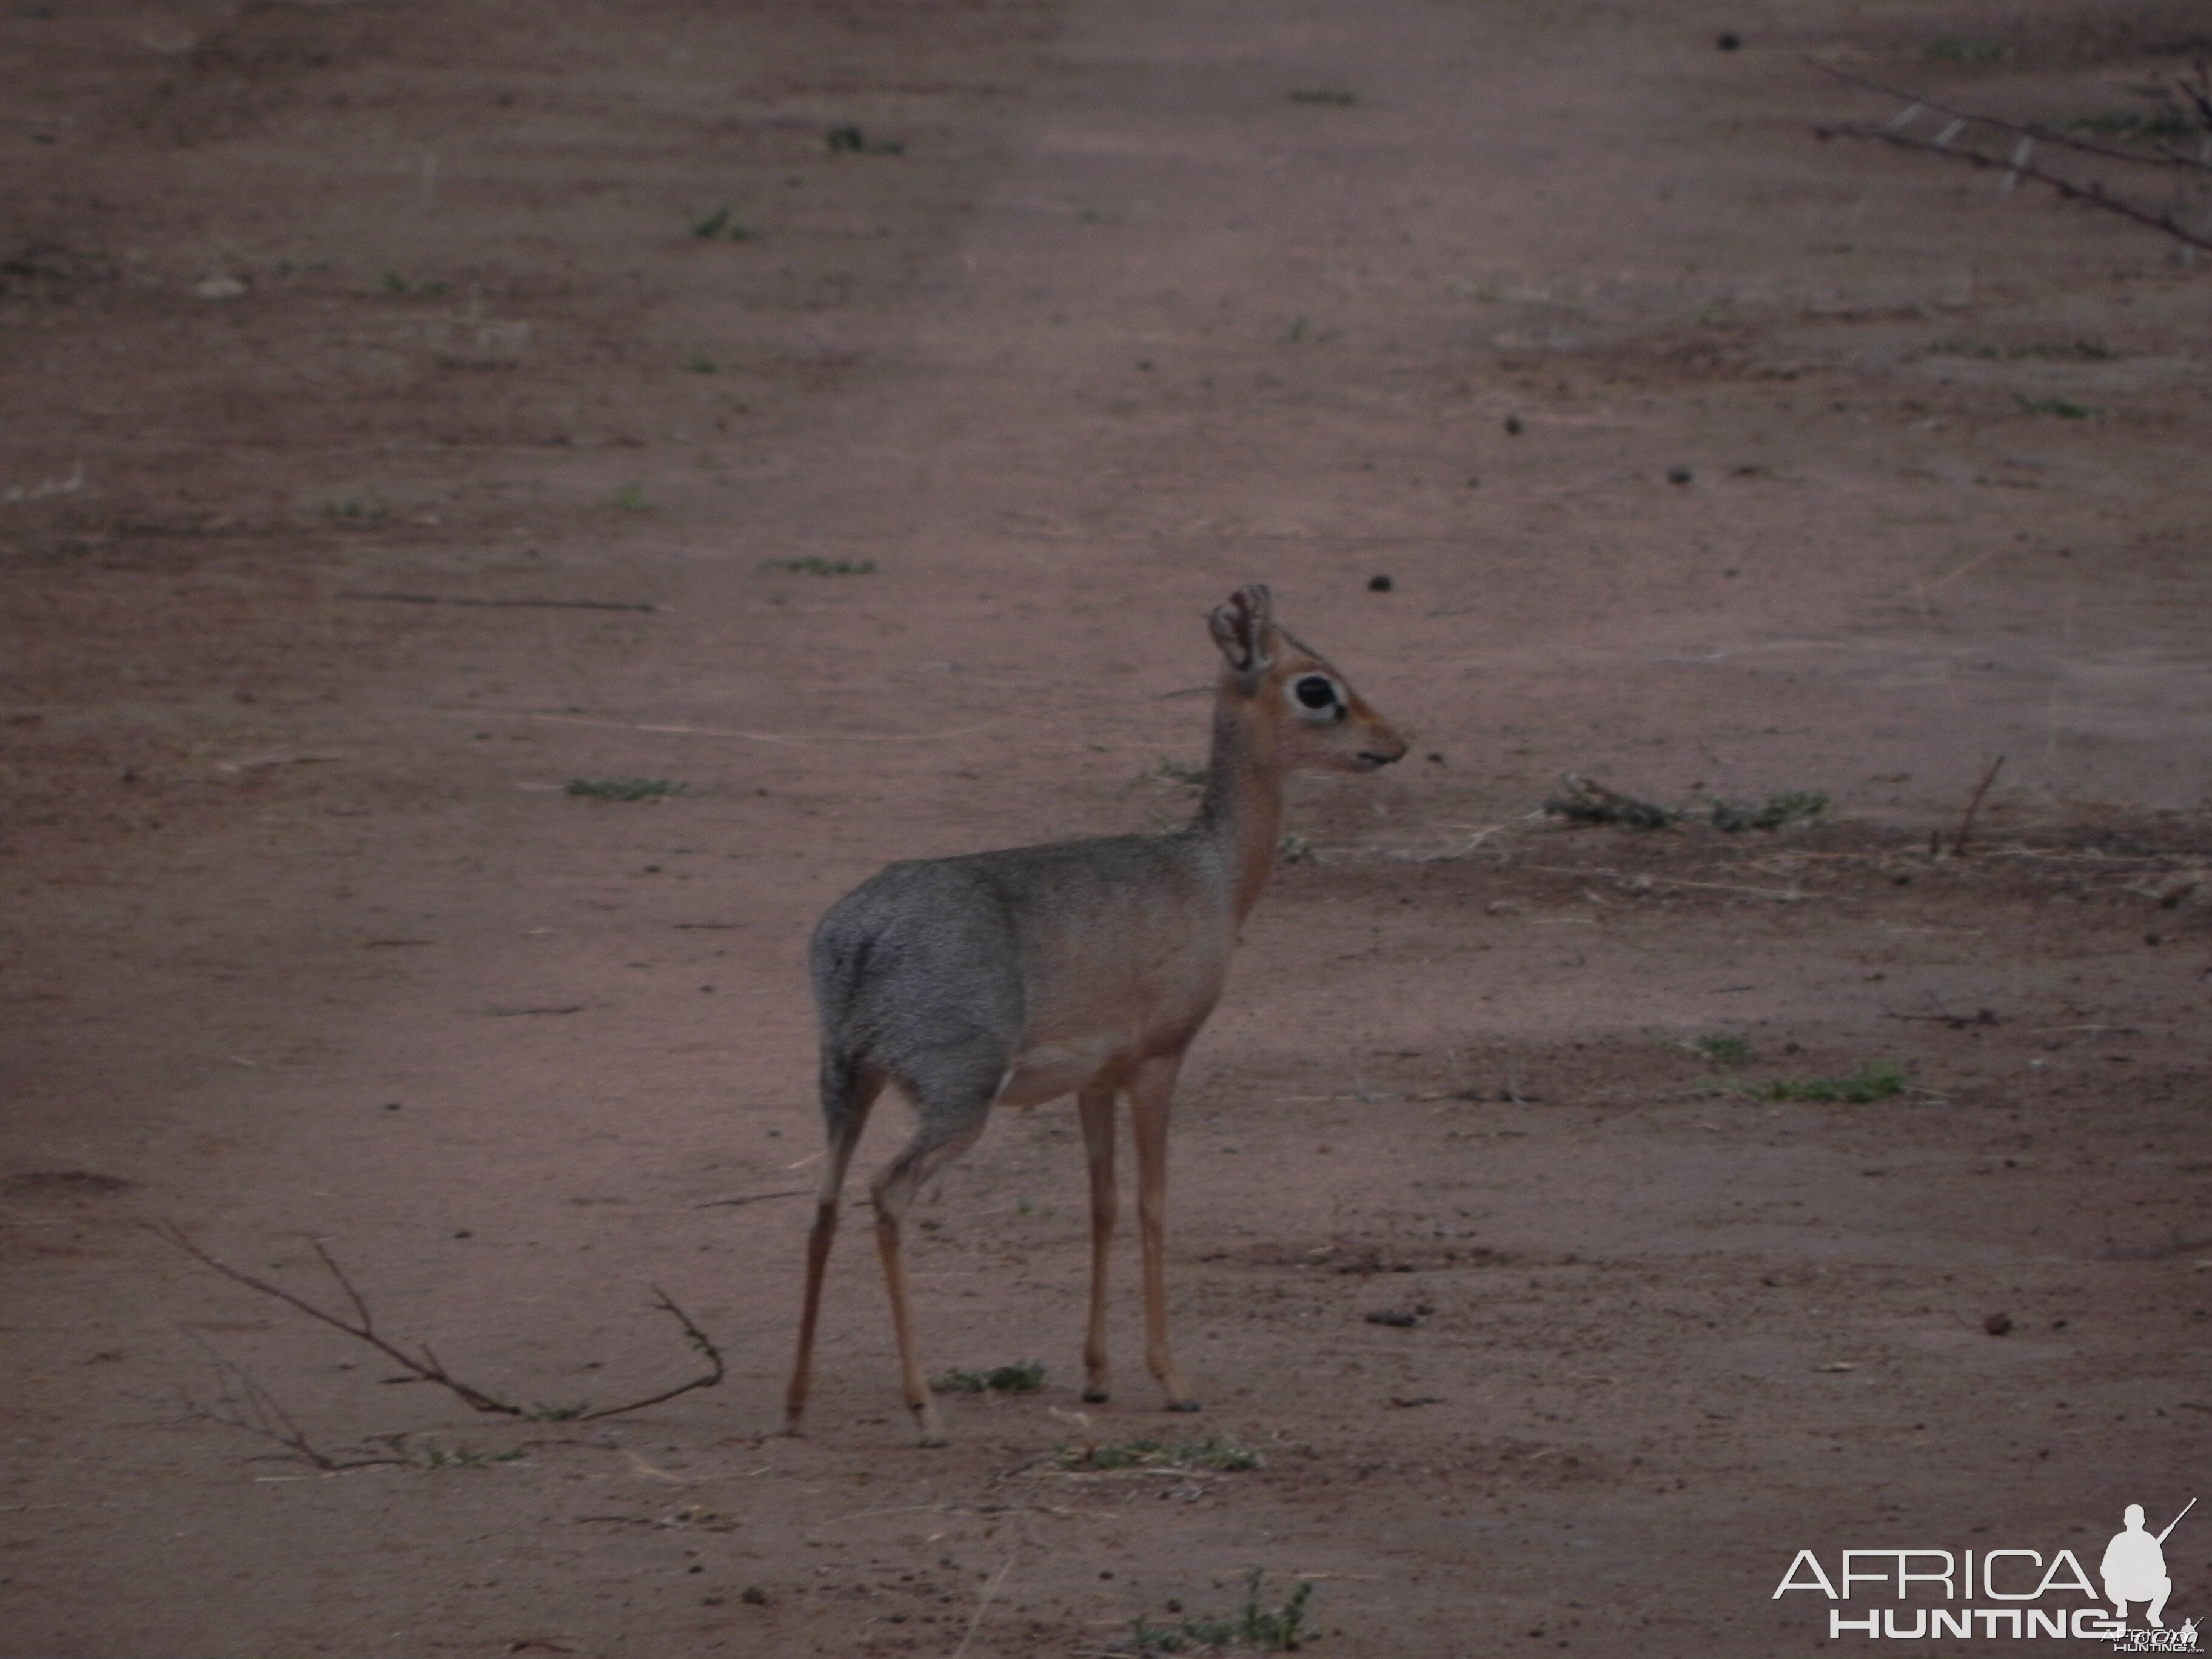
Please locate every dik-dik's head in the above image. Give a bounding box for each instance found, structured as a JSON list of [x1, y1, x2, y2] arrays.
[[1208, 584, 1407, 774]]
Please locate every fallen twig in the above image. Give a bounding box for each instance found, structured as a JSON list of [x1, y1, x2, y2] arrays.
[[1808, 61, 2212, 253], [1826, 128, 2212, 252], [155, 1224, 724, 1421], [952, 1552, 1017, 1659], [173, 1330, 407, 1470], [693, 1188, 808, 1210], [1810, 61, 2212, 175]]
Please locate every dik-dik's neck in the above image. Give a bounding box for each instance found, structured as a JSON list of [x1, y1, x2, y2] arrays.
[[1191, 691, 1285, 925]]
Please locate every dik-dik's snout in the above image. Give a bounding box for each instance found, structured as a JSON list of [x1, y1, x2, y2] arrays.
[[1351, 700, 1408, 771]]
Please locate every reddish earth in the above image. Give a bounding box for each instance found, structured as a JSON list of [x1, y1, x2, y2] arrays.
[[4, 1, 2209, 1654]]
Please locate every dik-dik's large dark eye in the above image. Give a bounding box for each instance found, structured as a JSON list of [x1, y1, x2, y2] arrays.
[[1293, 674, 1340, 712]]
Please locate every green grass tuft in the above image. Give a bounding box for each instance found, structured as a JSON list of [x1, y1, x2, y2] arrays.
[[688, 206, 756, 241], [2046, 109, 2194, 139], [1547, 779, 1830, 832], [1735, 1060, 1908, 1104], [2017, 397, 2095, 420], [565, 777, 686, 802], [417, 1443, 528, 1469], [1130, 1569, 1314, 1653], [758, 556, 876, 576], [1923, 38, 2010, 61], [826, 124, 904, 155], [1689, 1033, 1754, 1066], [1056, 1434, 1262, 1473], [1544, 778, 1677, 831], [930, 1359, 1045, 1395], [1708, 790, 1829, 832]]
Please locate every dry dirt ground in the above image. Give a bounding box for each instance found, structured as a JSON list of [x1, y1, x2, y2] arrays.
[[5, 1, 2211, 1655]]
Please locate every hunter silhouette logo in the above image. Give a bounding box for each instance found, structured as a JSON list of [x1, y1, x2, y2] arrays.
[[2106, 1500, 2197, 1652], [1773, 1497, 2197, 1644]]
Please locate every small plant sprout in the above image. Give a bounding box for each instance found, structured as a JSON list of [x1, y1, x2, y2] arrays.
[[612, 482, 648, 511], [681, 354, 719, 374], [565, 777, 686, 802]]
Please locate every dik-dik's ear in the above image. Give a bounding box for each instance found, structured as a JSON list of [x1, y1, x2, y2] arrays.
[[1207, 584, 1275, 673]]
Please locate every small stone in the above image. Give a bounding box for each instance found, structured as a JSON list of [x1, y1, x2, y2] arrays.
[[193, 275, 248, 300]]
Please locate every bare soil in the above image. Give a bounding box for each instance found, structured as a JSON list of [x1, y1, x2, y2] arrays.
[[4, 2, 2210, 1655]]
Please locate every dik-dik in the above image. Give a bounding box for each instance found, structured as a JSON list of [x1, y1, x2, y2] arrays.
[[784, 585, 1406, 1444]]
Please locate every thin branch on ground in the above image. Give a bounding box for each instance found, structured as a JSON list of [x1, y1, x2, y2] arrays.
[[1808, 59, 2212, 254], [172, 1330, 407, 1471], [692, 1188, 808, 1210], [1951, 754, 2006, 858], [154, 1222, 725, 1423], [1810, 61, 2212, 175]]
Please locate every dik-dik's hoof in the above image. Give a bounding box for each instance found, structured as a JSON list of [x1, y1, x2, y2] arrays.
[[1164, 1397, 1202, 1413], [1081, 1388, 1110, 1404]]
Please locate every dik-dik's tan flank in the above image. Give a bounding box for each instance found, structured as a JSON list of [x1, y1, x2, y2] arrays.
[[784, 585, 1406, 1444]]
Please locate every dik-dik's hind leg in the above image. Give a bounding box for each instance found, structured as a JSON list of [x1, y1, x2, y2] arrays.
[[1077, 1087, 1117, 1403], [783, 1063, 884, 1435], [871, 1105, 990, 1446], [1128, 1053, 1197, 1412]]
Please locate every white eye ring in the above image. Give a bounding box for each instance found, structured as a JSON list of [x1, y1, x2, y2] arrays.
[[1290, 674, 1342, 720]]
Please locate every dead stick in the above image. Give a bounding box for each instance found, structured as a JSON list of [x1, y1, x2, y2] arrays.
[[155, 1224, 723, 1421], [574, 1289, 726, 1420], [1808, 59, 2212, 175], [1820, 127, 2212, 252], [693, 1189, 808, 1210], [1952, 755, 2006, 857]]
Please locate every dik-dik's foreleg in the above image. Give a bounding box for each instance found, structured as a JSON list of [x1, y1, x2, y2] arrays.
[[1128, 1053, 1198, 1412]]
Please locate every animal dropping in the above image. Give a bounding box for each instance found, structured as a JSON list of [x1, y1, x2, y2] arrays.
[[783, 585, 1406, 1444]]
